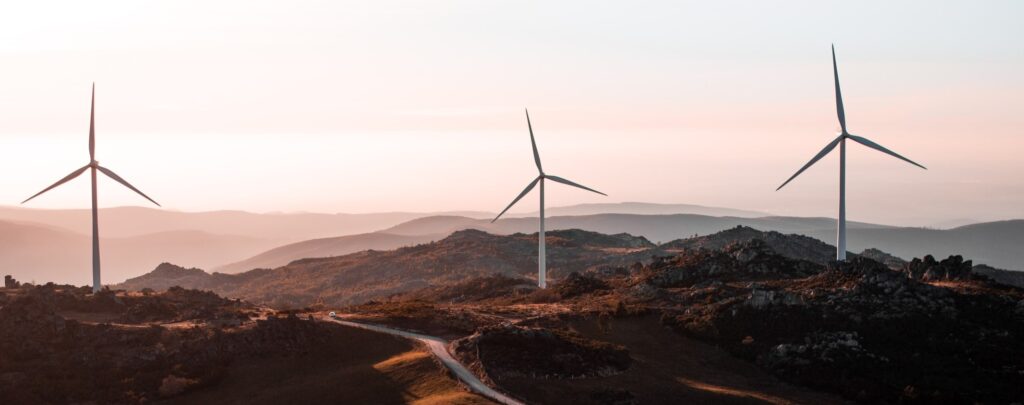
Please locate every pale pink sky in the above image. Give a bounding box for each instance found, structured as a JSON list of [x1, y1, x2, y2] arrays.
[[0, 1, 1021, 226]]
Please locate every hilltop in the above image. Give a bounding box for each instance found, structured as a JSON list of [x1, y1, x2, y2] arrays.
[[660, 225, 840, 264], [118, 228, 663, 308]]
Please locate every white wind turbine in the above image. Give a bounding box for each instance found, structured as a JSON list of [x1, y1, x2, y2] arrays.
[[777, 45, 926, 261], [492, 109, 606, 288], [22, 84, 161, 292]]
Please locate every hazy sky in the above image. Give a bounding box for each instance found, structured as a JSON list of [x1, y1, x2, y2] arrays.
[[0, 1, 1021, 226]]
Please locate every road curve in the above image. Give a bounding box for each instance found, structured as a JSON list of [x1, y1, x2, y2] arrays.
[[322, 316, 524, 405]]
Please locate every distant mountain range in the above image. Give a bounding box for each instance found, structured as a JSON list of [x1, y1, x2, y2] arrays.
[[210, 213, 894, 274], [383, 214, 893, 241], [0, 219, 282, 285], [509, 202, 771, 218], [215, 232, 444, 273], [242, 214, 1022, 273], [0, 205, 491, 240], [0, 202, 767, 240], [3, 203, 1021, 286]]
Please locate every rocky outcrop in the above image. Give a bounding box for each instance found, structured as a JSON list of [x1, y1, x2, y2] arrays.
[[664, 256, 1024, 403], [555, 272, 611, 298], [858, 248, 906, 269], [899, 254, 987, 283], [117, 262, 215, 292], [639, 240, 821, 289], [661, 225, 839, 265]]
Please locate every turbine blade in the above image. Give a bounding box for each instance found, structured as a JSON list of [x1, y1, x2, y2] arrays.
[[832, 45, 847, 133], [776, 135, 843, 191], [847, 134, 927, 170], [97, 166, 161, 206], [526, 109, 542, 173], [492, 177, 541, 222], [545, 175, 607, 196], [22, 165, 90, 204], [89, 83, 96, 160]]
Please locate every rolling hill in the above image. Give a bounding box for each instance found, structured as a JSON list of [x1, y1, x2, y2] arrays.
[[117, 229, 663, 307], [382, 213, 893, 242], [378, 214, 1022, 270], [217, 214, 1023, 276], [215, 232, 444, 273]]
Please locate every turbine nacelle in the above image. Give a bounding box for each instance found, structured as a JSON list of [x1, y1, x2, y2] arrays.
[[776, 46, 927, 192], [491, 110, 606, 224]]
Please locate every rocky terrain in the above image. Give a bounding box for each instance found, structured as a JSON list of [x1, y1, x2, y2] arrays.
[[661, 255, 1024, 403], [660, 225, 841, 264], [0, 283, 489, 404], [120, 224, 1024, 309], [365, 228, 1024, 404], [13, 225, 1024, 404]]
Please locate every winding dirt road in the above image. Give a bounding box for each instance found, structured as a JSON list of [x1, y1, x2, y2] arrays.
[[322, 315, 524, 405]]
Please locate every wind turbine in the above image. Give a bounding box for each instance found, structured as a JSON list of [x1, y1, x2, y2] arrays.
[[776, 45, 925, 261], [22, 84, 160, 292], [492, 109, 606, 288]]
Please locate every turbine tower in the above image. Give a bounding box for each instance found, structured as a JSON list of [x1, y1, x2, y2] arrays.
[[492, 109, 606, 288], [777, 45, 925, 261], [22, 84, 160, 292]]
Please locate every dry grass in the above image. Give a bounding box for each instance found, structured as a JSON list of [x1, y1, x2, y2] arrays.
[[375, 348, 493, 405], [675, 377, 799, 405]]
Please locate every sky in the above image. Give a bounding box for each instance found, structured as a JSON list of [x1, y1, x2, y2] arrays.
[[0, 1, 1021, 227]]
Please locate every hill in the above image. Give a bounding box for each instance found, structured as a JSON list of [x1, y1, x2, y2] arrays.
[[118, 229, 663, 308], [381, 214, 1024, 269], [373, 237, 1024, 403], [820, 219, 1024, 271], [660, 225, 840, 265], [215, 232, 443, 273]]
